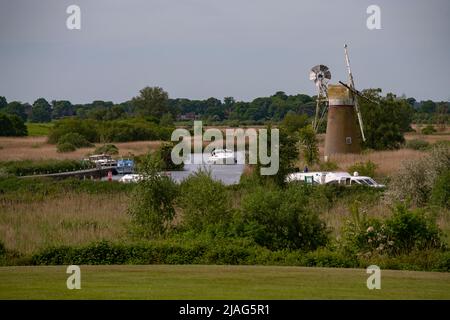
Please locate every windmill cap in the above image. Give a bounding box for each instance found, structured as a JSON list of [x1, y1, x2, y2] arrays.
[[328, 83, 354, 106]]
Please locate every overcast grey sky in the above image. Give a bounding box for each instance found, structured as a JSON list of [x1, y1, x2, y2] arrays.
[[0, 0, 449, 104]]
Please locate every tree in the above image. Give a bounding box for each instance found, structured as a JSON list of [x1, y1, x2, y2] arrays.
[[359, 89, 413, 150], [128, 153, 179, 238], [0, 96, 7, 109], [159, 113, 174, 126], [4, 101, 27, 122], [52, 100, 74, 119], [131, 86, 169, 118], [419, 100, 436, 113], [0, 113, 28, 136], [281, 112, 309, 135], [298, 125, 319, 166], [31, 98, 52, 122], [256, 126, 298, 186]]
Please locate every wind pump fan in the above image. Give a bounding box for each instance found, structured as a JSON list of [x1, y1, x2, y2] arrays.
[[310, 64, 331, 132]]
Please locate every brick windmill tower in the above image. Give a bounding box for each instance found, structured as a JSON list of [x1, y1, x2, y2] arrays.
[[310, 45, 367, 161]]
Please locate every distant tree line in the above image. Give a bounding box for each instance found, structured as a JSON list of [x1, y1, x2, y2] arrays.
[[1, 87, 448, 147]]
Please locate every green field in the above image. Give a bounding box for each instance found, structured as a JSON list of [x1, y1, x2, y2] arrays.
[[26, 122, 53, 136], [1, 265, 449, 299]]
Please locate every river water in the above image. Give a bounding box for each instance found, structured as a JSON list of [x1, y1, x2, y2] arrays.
[[103, 152, 246, 185]]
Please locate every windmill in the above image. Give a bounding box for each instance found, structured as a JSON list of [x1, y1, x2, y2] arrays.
[[309, 44, 374, 158]]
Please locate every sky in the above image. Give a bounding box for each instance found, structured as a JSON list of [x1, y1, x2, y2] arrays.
[[0, 0, 449, 104]]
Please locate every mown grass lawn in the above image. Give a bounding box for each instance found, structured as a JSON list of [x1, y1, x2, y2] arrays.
[[0, 265, 449, 300]]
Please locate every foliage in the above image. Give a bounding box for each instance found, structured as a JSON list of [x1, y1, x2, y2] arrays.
[[341, 203, 443, 257], [94, 144, 119, 155], [359, 89, 413, 150], [156, 142, 184, 170], [405, 139, 430, 151], [26, 122, 53, 136], [0, 113, 28, 136], [2, 101, 28, 122], [48, 118, 98, 144], [256, 126, 298, 186], [388, 144, 450, 206], [298, 125, 319, 166], [430, 169, 450, 209], [347, 160, 377, 177], [131, 86, 170, 118], [30, 98, 52, 123], [0, 177, 132, 202], [421, 124, 436, 135], [159, 113, 174, 126], [128, 154, 179, 238], [48, 117, 173, 144], [0, 159, 94, 176], [56, 142, 76, 153], [178, 171, 231, 232], [281, 112, 308, 135], [58, 132, 93, 148], [240, 184, 329, 250]]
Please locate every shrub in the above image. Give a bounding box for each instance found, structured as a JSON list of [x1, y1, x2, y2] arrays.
[[240, 184, 329, 250], [56, 142, 76, 153], [405, 139, 430, 151], [430, 169, 450, 209], [178, 171, 232, 232], [94, 144, 119, 155], [156, 142, 184, 171], [0, 159, 94, 176], [128, 154, 179, 238], [0, 113, 28, 136], [388, 143, 450, 206], [58, 132, 93, 148], [421, 125, 436, 135], [298, 125, 319, 166], [48, 118, 98, 144], [386, 205, 442, 254], [347, 160, 377, 177], [341, 203, 443, 257]]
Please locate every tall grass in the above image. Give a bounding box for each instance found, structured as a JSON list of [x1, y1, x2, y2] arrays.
[[0, 193, 130, 255]]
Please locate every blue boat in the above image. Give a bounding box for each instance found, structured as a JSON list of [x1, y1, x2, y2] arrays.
[[116, 159, 134, 174]]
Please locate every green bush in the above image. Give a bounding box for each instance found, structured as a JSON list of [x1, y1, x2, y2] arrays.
[[347, 160, 377, 177], [341, 203, 443, 256], [405, 139, 430, 151], [19, 239, 450, 271], [94, 144, 119, 155], [48, 118, 98, 144], [48, 118, 173, 144], [0, 113, 28, 136], [58, 132, 93, 148], [178, 171, 232, 232], [157, 142, 184, 170], [421, 125, 436, 135], [0, 159, 94, 176], [128, 154, 179, 238], [386, 205, 443, 254], [388, 143, 450, 206], [240, 184, 329, 250], [430, 170, 450, 209], [56, 142, 76, 153]]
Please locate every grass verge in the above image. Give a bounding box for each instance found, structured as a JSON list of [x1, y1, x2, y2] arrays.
[[0, 265, 449, 299]]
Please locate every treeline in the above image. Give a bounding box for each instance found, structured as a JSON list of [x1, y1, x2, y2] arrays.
[[1, 87, 447, 125], [48, 118, 174, 151]]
